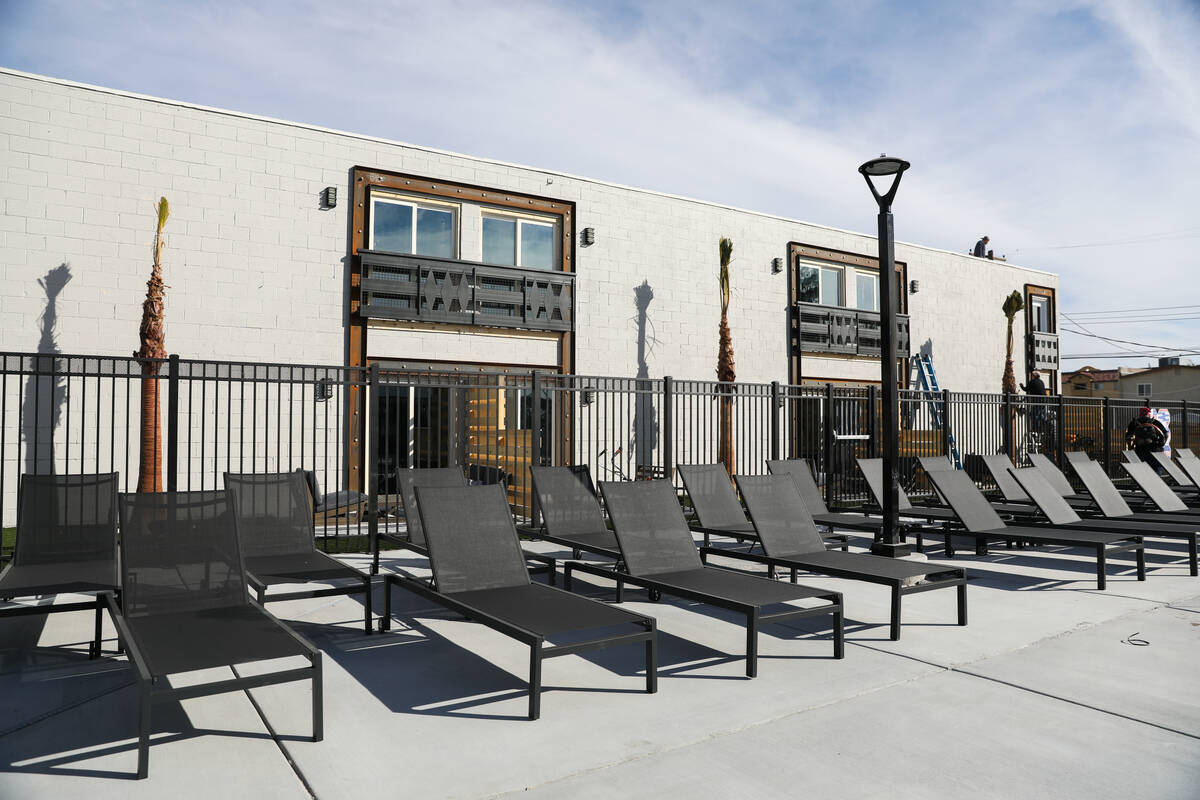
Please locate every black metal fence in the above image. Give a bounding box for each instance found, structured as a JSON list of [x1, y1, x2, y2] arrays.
[[2, 350, 1195, 562]]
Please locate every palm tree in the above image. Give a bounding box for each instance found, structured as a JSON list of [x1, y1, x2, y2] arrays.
[[1001, 290, 1024, 395], [716, 237, 736, 477], [1001, 290, 1024, 462], [135, 198, 170, 492]]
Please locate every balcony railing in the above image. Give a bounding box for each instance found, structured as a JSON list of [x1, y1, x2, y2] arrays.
[[357, 250, 574, 333], [1027, 331, 1060, 371], [795, 302, 910, 357]]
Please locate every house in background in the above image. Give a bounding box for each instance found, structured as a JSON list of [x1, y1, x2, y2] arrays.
[[1063, 360, 1200, 404]]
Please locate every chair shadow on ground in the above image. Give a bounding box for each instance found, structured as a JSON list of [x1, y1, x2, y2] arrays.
[[0, 660, 297, 780]]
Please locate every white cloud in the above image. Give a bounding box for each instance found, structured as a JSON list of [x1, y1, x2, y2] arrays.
[[2, 0, 1199, 367]]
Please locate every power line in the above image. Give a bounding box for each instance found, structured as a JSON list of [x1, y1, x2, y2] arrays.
[[1061, 315, 1200, 324], [1059, 326, 1200, 355], [1014, 228, 1200, 253], [1065, 303, 1200, 316]]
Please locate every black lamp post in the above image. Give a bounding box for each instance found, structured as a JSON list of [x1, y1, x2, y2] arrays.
[[859, 155, 910, 558]]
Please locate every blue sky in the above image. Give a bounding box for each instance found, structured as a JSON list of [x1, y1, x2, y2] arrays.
[[3, 0, 1199, 372]]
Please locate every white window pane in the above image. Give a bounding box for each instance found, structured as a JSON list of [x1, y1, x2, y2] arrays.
[[856, 273, 878, 311], [820, 267, 841, 306], [372, 201, 413, 253], [798, 266, 819, 303], [520, 221, 554, 270], [482, 217, 517, 265], [415, 207, 454, 257]]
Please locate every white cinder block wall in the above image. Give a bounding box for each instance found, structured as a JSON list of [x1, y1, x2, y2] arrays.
[[1, 69, 1056, 391]]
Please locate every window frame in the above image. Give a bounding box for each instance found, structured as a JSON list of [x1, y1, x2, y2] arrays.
[[481, 208, 560, 270], [367, 191, 460, 258], [1137, 383, 1153, 397]]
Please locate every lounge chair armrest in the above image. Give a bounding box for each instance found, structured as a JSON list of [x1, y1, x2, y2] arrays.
[[101, 592, 154, 683], [249, 599, 322, 660]]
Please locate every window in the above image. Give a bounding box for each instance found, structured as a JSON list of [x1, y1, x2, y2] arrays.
[[1137, 383, 1152, 397], [369, 195, 456, 258], [1029, 295, 1051, 332], [1093, 382, 1104, 389], [482, 212, 557, 270], [1073, 384, 1086, 391], [798, 264, 843, 306], [855, 272, 879, 312]]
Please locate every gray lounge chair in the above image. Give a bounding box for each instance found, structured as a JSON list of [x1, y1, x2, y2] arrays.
[[110, 490, 322, 779], [863, 457, 1037, 521], [1006, 465, 1195, 575], [684, 465, 966, 640], [765, 458, 877, 547], [226, 471, 375, 634], [525, 465, 621, 560], [924, 468, 1145, 590], [1150, 451, 1198, 489], [380, 484, 656, 720], [1120, 461, 1200, 515], [0, 473, 119, 658], [374, 466, 556, 581], [564, 480, 844, 676], [1061, 454, 1198, 575]]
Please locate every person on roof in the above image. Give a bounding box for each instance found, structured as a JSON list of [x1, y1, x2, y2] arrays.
[[973, 235, 990, 257]]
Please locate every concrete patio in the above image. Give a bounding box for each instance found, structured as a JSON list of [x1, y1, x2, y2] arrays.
[[2, 533, 1198, 799]]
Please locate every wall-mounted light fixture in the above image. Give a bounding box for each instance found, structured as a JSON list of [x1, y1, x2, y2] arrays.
[[315, 378, 335, 401], [321, 186, 338, 208], [581, 387, 596, 406], [909, 279, 919, 294], [581, 227, 596, 246], [771, 257, 784, 274]]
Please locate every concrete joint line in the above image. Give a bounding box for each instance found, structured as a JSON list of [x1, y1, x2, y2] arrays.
[[230, 665, 320, 800], [949, 667, 1200, 742]]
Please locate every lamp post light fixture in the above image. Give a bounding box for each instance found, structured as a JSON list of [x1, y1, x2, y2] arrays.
[[859, 155, 910, 558]]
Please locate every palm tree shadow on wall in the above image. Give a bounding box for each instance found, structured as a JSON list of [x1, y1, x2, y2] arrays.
[[632, 280, 659, 475], [22, 264, 72, 475]]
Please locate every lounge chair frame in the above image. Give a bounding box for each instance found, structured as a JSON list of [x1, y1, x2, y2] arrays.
[[227, 471, 375, 634], [380, 483, 655, 719], [564, 480, 844, 676]]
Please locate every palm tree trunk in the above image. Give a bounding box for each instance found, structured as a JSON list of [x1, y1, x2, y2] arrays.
[[138, 371, 162, 492], [135, 198, 169, 492], [717, 314, 736, 477]]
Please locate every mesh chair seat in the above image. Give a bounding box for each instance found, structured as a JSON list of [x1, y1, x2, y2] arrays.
[[528, 466, 619, 556], [977, 524, 1133, 546], [0, 560, 118, 597], [244, 551, 363, 585], [125, 604, 313, 676], [770, 549, 954, 581], [645, 567, 832, 606], [447, 583, 643, 637]]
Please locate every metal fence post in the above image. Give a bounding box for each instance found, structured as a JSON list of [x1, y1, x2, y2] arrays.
[[867, 385, 877, 459], [368, 363, 380, 575], [662, 376, 674, 483], [530, 371, 542, 470], [942, 388, 952, 459], [530, 370, 543, 526], [770, 381, 781, 462], [1102, 396, 1111, 475], [166, 354, 179, 492], [1002, 392, 1013, 462], [1056, 394, 1067, 468], [1183, 399, 1190, 450], [823, 383, 835, 507]]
